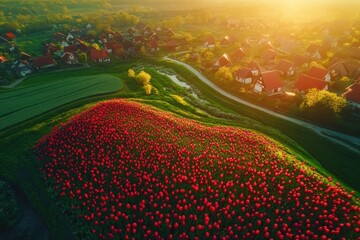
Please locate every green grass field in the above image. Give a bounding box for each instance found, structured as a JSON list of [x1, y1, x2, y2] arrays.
[[0, 74, 123, 131]]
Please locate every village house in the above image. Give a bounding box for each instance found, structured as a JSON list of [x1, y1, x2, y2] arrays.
[[220, 36, 230, 46], [292, 54, 311, 69], [64, 45, 78, 54], [235, 67, 253, 84], [88, 48, 110, 63], [4, 32, 16, 41], [294, 74, 328, 93], [213, 54, 232, 69], [248, 61, 260, 76], [204, 36, 215, 48], [148, 40, 159, 52], [307, 44, 327, 59], [307, 66, 331, 82], [166, 39, 179, 52], [11, 60, 33, 77], [32, 56, 57, 70], [277, 59, 295, 76], [329, 61, 359, 78], [112, 44, 124, 58], [254, 70, 282, 95], [20, 52, 32, 62], [343, 83, 360, 112], [61, 52, 78, 65], [230, 48, 246, 64], [43, 43, 59, 56], [104, 41, 118, 53], [261, 49, 276, 65]]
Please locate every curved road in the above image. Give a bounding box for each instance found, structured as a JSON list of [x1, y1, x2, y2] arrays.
[[164, 57, 360, 154]]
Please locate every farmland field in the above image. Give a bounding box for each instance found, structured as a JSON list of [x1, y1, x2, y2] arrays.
[[35, 99, 360, 239], [0, 74, 123, 131]]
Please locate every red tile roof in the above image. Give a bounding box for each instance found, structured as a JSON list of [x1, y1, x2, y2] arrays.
[[64, 45, 78, 53], [248, 61, 259, 70], [261, 49, 276, 64], [277, 59, 294, 74], [0, 55, 6, 63], [88, 48, 109, 61], [292, 54, 311, 67], [236, 67, 253, 79], [32, 56, 56, 68], [4, 32, 16, 40], [261, 70, 282, 90], [295, 74, 328, 92], [231, 48, 246, 62], [307, 66, 330, 80], [205, 36, 215, 45], [105, 40, 117, 50], [215, 54, 232, 67], [343, 83, 360, 104]]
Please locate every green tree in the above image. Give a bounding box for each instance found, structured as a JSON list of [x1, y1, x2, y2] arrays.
[[136, 70, 151, 86], [215, 66, 234, 85], [300, 89, 347, 122]]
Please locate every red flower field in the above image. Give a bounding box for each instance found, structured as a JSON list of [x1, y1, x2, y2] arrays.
[[35, 99, 360, 239]]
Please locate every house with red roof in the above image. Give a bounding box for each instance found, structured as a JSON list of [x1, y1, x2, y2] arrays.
[[231, 48, 246, 64], [277, 59, 295, 76], [104, 40, 118, 53], [148, 40, 159, 52], [166, 39, 179, 51], [343, 83, 360, 110], [32, 56, 57, 70], [236, 67, 253, 84], [294, 74, 328, 93], [204, 36, 215, 48], [0, 55, 6, 64], [112, 44, 124, 57], [220, 36, 230, 46], [61, 52, 78, 65], [261, 49, 276, 65], [292, 54, 311, 69], [213, 54, 232, 69], [254, 70, 282, 96], [98, 33, 108, 43], [4, 32, 16, 41], [43, 43, 59, 56], [88, 48, 110, 63], [307, 66, 331, 82], [64, 45, 78, 54], [248, 61, 260, 76]]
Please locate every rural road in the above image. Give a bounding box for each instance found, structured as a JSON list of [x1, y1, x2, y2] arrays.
[[164, 57, 360, 154]]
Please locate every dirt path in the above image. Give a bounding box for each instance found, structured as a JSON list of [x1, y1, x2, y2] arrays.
[[164, 57, 360, 154], [0, 187, 50, 240]]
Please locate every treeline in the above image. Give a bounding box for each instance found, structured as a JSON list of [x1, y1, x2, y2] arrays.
[[0, 1, 138, 34]]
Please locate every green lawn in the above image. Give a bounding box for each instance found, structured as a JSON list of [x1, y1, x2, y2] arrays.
[[0, 74, 123, 131]]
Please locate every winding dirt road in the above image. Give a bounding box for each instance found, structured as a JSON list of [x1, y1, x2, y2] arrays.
[[164, 57, 360, 154]]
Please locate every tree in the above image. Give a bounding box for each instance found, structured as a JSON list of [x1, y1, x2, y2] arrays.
[[300, 89, 347, 122], [136, 70, 151, 86], [143, 84, 152, 95], [128, 69, 135, 78], [78, 52, 88, 66], [215, 66, 234, 85]]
